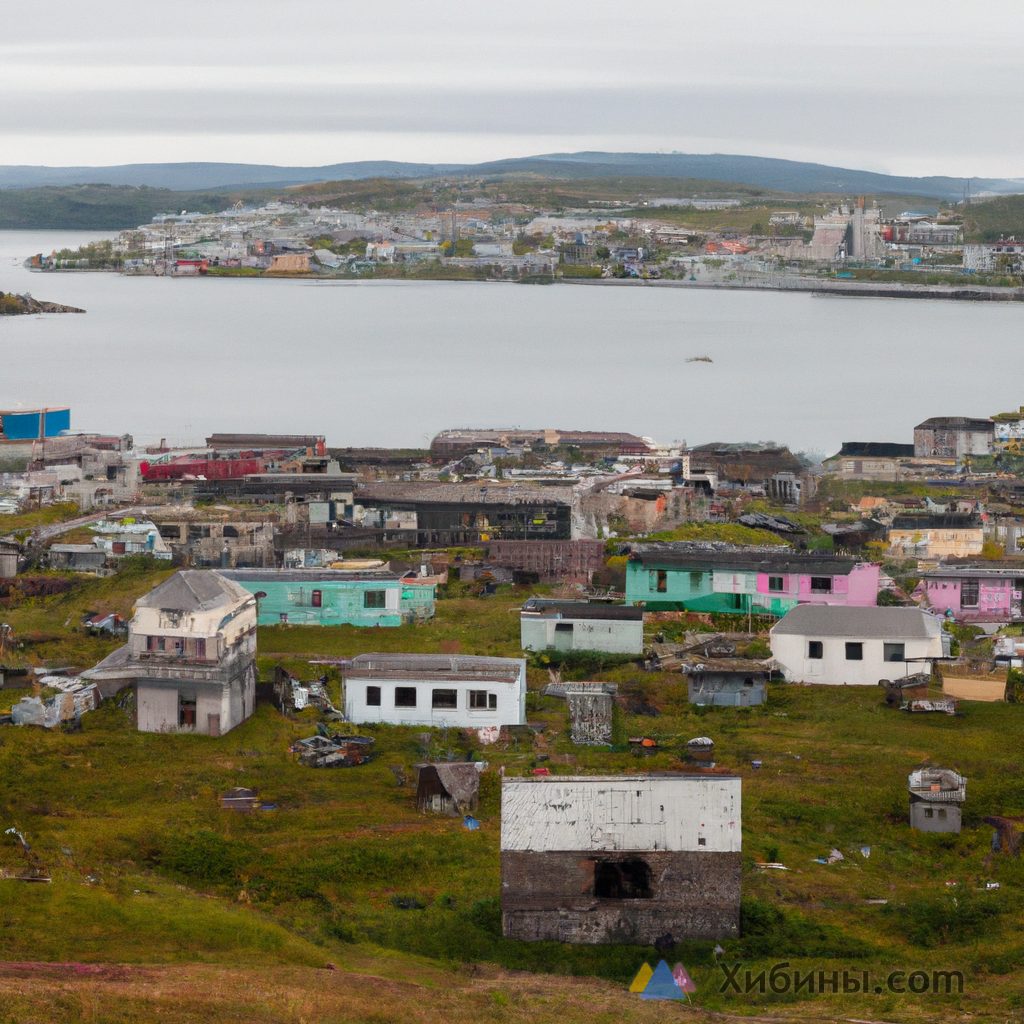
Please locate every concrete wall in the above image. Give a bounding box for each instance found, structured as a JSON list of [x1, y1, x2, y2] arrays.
[[910, 799, 961, 833], [501, 849, 741, 943], [924, 577, 1021, 623], [770, 632, 942, 685], [137, 684, 177, 732], [344, 668, 526, 729], [520, 616, 643, 654]]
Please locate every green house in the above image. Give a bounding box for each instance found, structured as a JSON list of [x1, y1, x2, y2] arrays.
[[218, 569, 435, 626]]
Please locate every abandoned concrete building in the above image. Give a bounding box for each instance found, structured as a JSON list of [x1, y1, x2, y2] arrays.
[[908, 767, 966, 833], [415, 762, 482, 816], [501, 774, 741, 944], [82, 570, 257, 736], [682, 658, 770, 707]]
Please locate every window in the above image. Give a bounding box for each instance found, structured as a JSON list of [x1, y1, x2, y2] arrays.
[[364, 590, 386, 608], [938, 808, 947, 819], [656, 570, 667, 593], [147, 635, 159, 652], [195, 638, 206, 659], [311, 590, 322, 608], [179, 699, 196, 728], [432, 688, 458, 709], [279, 612, 288, 623], [689, 571, 703, 591], [845, 642, 863, 661], [554, 622, 573, 632], [960, 579, 980, 607], [173, 638, 184, 655], [697, 837, 707, 846], [469, 690, 495, 710], [366, 685, 381, 707], [810, 576, 833, 593], [768, 576, 785, 592], [222, 525, 239, 538], [883, 643, 905, 662], [808, 640, 823, 659], [924, 807, 934, 818], [594, 859, 652, 899], [394, 687, 417, 708]]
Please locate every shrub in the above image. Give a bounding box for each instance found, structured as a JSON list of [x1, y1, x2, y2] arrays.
[[882, 891, 1007, 947], [738, 898, 875, 958]]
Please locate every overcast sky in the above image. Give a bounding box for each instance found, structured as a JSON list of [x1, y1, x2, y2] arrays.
[[3, 1, 1023, 176]]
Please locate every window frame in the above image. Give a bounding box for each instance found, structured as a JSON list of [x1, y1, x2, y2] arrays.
[[394, 686, 417, 708], [655, 569, 668, 593], [311, 589, 322, 608], [845, 641, 864, 661], [810, 576, 833, 594], [364, 589, 387, 609], [808, 640, 823, 659], [365, 685, 381, 707], [431, 688, 458, 709], [768, 575, 785, 592], [960, 579, 980, 608], [883, 642, 905, 662], [469, 690, 492, 710]]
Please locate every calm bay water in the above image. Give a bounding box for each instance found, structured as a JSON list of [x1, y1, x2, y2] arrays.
[[1, 229, 1020, 452]]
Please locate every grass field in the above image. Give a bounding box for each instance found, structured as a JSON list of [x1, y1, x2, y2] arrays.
[[1, 568, 1024, 1021]]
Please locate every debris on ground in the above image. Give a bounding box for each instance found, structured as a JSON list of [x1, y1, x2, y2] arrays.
[[291, 732, 374, 768], [902, 698, 956, 715], [220, 787, 260, 812], [274, 667, 340, 716], [9, 677, 100, 729]]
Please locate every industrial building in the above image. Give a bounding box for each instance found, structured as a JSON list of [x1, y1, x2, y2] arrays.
[[913, 417, 994, 460], [218, 568, 435, 626], [342, 653, 526, 730], [82, 571, 258, 736], [519, 598, 644, 654], [500, 774, 742, 944]]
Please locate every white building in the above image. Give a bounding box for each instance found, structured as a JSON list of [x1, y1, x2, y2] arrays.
[[519, 599, 644, 655], [770, 605, 943, 685], [83, 571, 257, 735], [501, 774, 741, 943], [342, 653, 526, 729]]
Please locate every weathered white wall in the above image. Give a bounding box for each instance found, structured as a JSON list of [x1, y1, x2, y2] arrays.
[[137, 684, 177, 732], [501, 776, 741, 853], [345, 664, 527, 728], [520, 616, 643, 654], [770, 632, 942, 685]]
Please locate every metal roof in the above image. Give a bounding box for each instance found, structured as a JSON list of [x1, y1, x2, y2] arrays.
[[771, 605, 942, 639], [135, 570, 252, 612], [922, 566, 1024, 579], [520, 598, 643, 621], [345, 653, 525, 682], [632, 549, 858, 575], [219, 568, 400, 583]]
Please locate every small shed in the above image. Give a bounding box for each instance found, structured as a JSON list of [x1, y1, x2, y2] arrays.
[[0, 538, 19, 579], [682, 658, 769, 706], [49, 544, 107, 571], [908, 768, 966, 833], [416, 763, 481, 815]]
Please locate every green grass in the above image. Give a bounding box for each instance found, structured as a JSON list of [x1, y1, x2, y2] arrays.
[[3, 565, 1024, 1018]]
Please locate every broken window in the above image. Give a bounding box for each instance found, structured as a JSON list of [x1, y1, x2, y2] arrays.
[[960, 579, 980, 607], [147, 635, 159, 652], [394, 687, 417, 708], [697, 837, 707, 846], [432, 689, 458, 709], [924, 807, 934, 818], [810, 576, 832, 593], [469, 690, 495, 710], [768, 576, 785, 592], [594, 859, 653, 899], [808, 641, 823, 659], [883, 642, 905, 662], [656, 570, 667, 593], [364, 590, 386, 609], [158, 524, 181, 540], [366, 685, 381, 707], [554, 622, 573, 632], [279, 612, 288, 623], [845, 642, 863, 661], [179, 699, 196, 728], [222, 525, 239, 538], [173, 638, 184, 655], [311, 590, 322, 608]]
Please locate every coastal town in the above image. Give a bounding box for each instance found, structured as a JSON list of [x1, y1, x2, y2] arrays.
[[2, 400, 1024, 1014], [21, 188, 1024, 298]]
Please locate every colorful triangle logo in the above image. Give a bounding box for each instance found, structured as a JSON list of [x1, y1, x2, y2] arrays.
[[629, 963, 654, 993], [639, 960, 687, 1000]]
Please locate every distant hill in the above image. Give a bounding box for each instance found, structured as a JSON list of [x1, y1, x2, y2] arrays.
[[1, 152, 1021, 200]]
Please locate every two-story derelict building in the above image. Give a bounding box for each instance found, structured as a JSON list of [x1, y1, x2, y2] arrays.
[[920, 566, 1024, 624], [342, 653, 527, 730], [218, 568, 436, 626], [82, 570, 257, 735], [625, 544, 880, 617]]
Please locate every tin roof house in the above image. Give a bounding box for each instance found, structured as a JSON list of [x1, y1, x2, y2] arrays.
[[342, 653, 526, 731], [501, 774, 741, 944], [83, 570, 257, 735], [770, 606, 943, 685]]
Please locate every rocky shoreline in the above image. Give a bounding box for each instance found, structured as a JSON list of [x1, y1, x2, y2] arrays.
[[0, 292, 85, 315]]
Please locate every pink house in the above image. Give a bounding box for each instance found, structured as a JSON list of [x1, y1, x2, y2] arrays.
[[922, 568, 1024, 623]]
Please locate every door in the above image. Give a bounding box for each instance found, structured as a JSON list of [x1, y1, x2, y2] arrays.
[[207, 713, 220, 737]]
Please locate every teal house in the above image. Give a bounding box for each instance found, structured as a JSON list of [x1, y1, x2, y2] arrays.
[[218, 569, 436, 626], [625, 547, 879, 617]]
